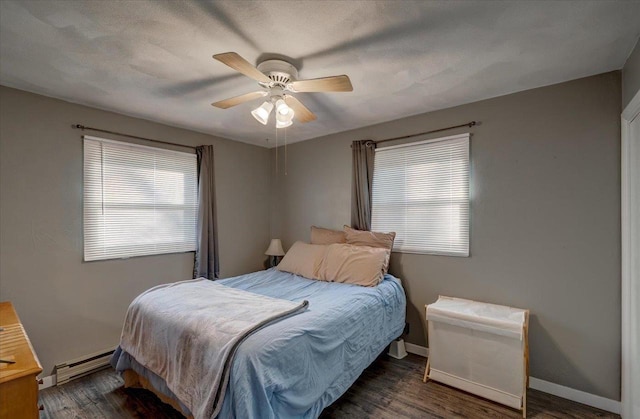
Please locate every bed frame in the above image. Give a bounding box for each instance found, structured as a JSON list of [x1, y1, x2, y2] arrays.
[[123, 369, 192, 418]]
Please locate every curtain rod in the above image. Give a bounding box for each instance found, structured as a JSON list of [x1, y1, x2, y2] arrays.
[[72, 124, 197, 150], [369, 121, 477, 146]]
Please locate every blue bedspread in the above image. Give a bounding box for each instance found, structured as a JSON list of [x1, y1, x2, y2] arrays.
[[112, 268, 406, 418]]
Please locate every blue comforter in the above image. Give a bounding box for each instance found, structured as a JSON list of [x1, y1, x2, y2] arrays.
[[112, 268, 406, 418]]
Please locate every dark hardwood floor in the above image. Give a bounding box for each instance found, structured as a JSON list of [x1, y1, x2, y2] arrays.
[[40, 354, 618, 418]]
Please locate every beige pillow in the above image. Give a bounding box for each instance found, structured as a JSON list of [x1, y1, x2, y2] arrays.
[[343, 225, 396, 249], [317, 243, 389, 287], [276, 241, 326, 279], [310, 226, 346, 245], [343, 225, 395, 272]]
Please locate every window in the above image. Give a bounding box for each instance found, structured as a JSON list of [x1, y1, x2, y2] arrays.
[[83, 136, 198, 261], [371, 133, 469, 256]]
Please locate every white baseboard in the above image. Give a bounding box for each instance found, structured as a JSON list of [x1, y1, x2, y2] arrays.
[[528, 377, 620, 415], [38, 374, 56, 390], [402, 343, 620, 414]]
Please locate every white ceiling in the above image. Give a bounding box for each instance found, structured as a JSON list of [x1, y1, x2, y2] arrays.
[[1, 1, 639, 147]]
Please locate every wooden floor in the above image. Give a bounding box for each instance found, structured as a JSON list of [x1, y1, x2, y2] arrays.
[[40, 354, 617, 418]]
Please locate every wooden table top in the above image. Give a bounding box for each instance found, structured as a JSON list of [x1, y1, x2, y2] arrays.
[[0, 301, 42, 384]]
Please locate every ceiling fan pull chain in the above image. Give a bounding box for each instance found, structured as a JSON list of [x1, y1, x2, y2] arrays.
[[275, 126, 279, 176], [284, 127, 288, 176]]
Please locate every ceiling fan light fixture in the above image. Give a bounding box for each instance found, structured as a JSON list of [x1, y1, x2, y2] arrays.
[[275, 99, 291, 116], [276, 119, 293, 129], [276, 108, 294, 129], [251, 101, 274, 125]]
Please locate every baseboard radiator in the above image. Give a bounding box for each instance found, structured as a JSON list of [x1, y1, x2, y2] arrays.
[[55, 348, 115, 386]]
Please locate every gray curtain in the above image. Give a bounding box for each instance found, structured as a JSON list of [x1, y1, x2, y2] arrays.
[[194, 145, 219, 279], [351, 140, 376, 231]]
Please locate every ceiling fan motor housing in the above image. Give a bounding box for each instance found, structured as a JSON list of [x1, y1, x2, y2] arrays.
[[257, 59, 299, 88]]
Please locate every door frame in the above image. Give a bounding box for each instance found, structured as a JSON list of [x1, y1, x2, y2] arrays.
[[621, 89, 640, 419]]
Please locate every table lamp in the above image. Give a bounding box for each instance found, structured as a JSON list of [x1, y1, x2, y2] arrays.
[[265, 239, 285, 267]]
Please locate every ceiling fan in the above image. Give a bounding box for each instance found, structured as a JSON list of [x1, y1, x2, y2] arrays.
[[210, 52, 353, 128]]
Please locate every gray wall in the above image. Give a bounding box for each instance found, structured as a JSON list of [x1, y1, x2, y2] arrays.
[[271, 72, 621, 400], [0, 86, 271, 375], [623, 38, 640, 109]]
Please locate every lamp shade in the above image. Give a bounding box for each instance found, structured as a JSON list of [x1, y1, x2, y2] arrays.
[[265, 239, 285, 256], [275, 99, 291, 116], [276, 108, 294, 128], [251, 101, 274, 125]]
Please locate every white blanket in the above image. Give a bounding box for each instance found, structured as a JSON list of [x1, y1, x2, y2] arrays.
[[119, 278, 308, 418]]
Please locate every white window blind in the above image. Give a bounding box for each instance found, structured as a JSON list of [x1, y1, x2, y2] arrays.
[[83, 136, 198, 261], [371, 133, 470, 256]]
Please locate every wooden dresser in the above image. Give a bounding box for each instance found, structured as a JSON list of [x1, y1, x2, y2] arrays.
[[0, 301, 43, 418]]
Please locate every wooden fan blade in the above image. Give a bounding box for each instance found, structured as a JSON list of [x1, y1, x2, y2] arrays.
[[284, 96, 317, 123], [211, 91, 267, 109], [212, 52, 272, 84], [291, 75, 353, 92]]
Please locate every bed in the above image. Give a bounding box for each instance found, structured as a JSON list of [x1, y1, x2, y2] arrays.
[[111, 267, 406, 418]]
